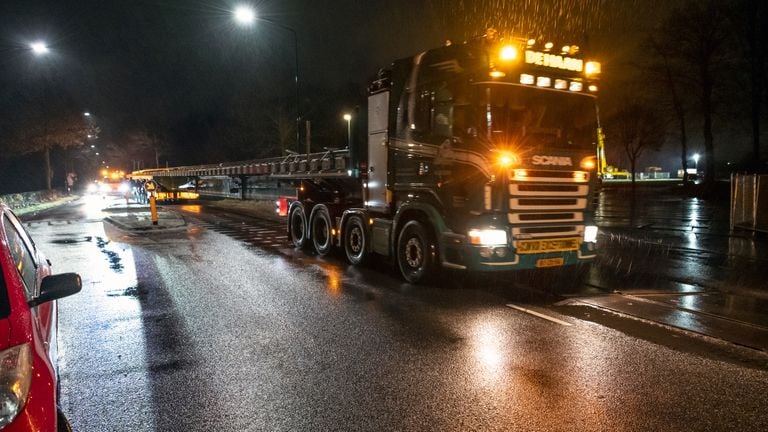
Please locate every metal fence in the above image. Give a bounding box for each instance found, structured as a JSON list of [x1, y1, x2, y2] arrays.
[[731, 174, 768, 233]]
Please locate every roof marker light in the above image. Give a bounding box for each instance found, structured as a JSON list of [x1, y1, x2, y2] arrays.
[[520, 74, 535, 85], [569, 82, 583, 92]]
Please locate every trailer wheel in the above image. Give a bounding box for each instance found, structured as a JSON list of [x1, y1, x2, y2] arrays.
[[397, 220, 435, 284], [311, 207, 333, 256], [289, 206, 308, 248], [343, 215, 367, 265]]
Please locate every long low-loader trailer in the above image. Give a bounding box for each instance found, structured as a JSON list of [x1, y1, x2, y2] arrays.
[[132, 30, 602, 284]]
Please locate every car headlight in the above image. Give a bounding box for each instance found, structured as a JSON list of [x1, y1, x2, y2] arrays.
[[468, 229, 508, 245], [99, 183, 110, 192], [87, 183, 97, 193], [0, 344, 32, 428], [118, 182, 130, 193], [584, 225, 598, 243]]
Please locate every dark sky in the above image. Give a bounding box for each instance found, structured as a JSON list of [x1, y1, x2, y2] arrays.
[[4, 0, 743, 178]]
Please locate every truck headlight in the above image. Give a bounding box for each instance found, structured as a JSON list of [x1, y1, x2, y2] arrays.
[[0, 344, 32, 428], [468, 229, 508, 245], [584, 225, 598, 243]]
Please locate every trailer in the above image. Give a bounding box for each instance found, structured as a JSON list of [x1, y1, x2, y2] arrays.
[[133, 31, 603, 284]]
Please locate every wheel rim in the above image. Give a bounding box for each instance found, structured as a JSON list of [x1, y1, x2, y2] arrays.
[[404, 237, 423, 269], [349, 226, 363, 255]]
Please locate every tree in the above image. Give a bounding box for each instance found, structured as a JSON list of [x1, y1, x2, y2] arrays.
[[10, 111, 97, 190], [605, 101, 666, 192], [108, 127, 170, 170], [728, 0, 767, 166], [645, 36, 693, 185], [656, 1, 732, 189]]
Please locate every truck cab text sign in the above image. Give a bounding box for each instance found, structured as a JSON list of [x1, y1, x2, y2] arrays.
[[525, 50, 583, 72]]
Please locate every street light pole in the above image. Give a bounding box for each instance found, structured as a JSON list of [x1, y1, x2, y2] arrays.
[[234, 6, 301, 153], [343, 113, 352, 148]]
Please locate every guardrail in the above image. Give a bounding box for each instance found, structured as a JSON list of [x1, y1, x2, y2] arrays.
[[731, 174, 768, 233]]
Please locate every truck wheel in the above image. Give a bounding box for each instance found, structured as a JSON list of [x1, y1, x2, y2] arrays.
[[343, 215, 367, 265], [289, 206, 308, 248], [397, 220, 435, 284], [311, 207, 333, 256]]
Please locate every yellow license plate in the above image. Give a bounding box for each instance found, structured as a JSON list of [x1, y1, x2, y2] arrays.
[[536, 257, 565, 268], [516, 237, 580, 254]]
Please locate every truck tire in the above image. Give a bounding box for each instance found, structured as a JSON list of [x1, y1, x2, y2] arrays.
[[397, 220, 436, 284], [311, 207, 333, 256], [343, 215, 367, 265], [289, 206, 308, 249]]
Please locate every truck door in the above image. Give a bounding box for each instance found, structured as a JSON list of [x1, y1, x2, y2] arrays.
[[367, 91, 390, 213]]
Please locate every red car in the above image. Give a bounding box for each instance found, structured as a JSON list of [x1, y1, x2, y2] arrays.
[[0, 203, 81, 431]]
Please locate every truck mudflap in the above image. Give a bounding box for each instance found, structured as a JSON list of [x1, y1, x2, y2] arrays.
[[439, 233, 596, 272]]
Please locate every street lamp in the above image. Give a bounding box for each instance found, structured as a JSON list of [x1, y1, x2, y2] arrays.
[[693, 153, 700, 171], [233, 6, 255, 25], [343, 113, 352, 148], [29, 41, 49, 56], [233, 5, 301, 153]]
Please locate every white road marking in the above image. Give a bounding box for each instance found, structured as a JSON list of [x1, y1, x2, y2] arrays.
[[506, 304, 573, 326]]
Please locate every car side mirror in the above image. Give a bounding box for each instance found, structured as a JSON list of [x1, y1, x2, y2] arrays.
[[29, 273, 82, 307]]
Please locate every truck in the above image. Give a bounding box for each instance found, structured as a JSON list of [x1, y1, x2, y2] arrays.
[[132, 30, 603, 284]]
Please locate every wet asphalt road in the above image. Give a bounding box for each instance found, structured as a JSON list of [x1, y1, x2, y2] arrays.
[[22, 194, 768, 431]]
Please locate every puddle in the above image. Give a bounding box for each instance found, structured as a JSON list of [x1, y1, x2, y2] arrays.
[[50, 236, 94, 245], [106, 284, 149, 298]]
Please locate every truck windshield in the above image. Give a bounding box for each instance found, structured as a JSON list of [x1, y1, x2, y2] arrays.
[[454, 84, 598, 152]]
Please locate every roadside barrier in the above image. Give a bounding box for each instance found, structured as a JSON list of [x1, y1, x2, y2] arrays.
[[731, 174, 768, 233]]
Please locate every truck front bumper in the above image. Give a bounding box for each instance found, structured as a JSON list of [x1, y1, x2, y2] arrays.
[[440, 236, 596, 272]]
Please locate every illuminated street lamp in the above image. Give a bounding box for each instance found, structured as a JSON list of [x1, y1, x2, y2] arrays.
[[29, 41, 49, 56], [343, 113, 352, 148], [234, 6, 255, 25], [693, 153, 700, 172], [233, 5, 300, 152]]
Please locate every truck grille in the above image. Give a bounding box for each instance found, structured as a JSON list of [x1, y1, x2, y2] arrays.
[[508, 172, 590, 237]]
